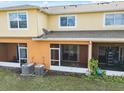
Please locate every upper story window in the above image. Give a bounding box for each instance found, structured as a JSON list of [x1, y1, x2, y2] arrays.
[[8, 11, 28, 29], [59, 15, 76, 27], [105, 13, 124, 26]]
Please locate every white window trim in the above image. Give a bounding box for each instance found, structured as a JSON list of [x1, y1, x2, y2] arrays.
[[7, 11, 29, 31], [103, 12, 124, 28], [58, 15, 77, 28]]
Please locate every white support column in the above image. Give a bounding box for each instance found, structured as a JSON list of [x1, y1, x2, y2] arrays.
[[88, 41, 92, 71], [88, 41, 92, 61], [59, 44, 61, 66], [18, 43, 21, 65]]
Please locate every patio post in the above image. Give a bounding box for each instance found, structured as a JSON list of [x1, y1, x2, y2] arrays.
[[88, 41, 92, 70]]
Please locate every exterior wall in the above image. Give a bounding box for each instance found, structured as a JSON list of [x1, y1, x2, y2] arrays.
[[48, 11, 124, 31], [0, 38, 89, 69], [0, 9, 48, 37], [1, 8, 124, 37], [37, 11, 48, 36], [28, 40, 89, 69], [1, 7, 124, 37]]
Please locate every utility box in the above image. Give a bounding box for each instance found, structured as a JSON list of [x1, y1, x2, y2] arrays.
[[21, 63, 34, 75], [34, 64, 45, 75]]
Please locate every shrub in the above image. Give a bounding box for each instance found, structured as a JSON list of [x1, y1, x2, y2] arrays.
[[88, 58, 106, 76], [101, 70, 106, 77], [88, 59, 98, 76]]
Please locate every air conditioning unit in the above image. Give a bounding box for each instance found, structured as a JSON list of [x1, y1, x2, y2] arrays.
[[21, 63, 34, 75], [34, 64, 45, 75]]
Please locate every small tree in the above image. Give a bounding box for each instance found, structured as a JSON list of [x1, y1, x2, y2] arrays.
[[88, 59, 98, 76], [88, 58, 106, 76]]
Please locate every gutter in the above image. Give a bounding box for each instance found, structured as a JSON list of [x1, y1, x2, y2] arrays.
[[32, 37, 124, 43]]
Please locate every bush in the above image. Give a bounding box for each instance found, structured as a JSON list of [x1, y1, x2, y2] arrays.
[[102, 70, 106, 77], [88, 59, 98, 76], [88, 59, 106, 76]]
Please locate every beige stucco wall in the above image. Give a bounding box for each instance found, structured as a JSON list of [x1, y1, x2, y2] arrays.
[[1, 8, 124, 37], [37, 10, 48, 36], [0, 9, 48, 37], [48, 11, 124, 31]]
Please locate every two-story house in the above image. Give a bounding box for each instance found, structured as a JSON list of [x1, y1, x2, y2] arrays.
[[1, 1, 124, 76]]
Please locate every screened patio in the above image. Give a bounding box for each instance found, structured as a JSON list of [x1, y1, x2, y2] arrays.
[[92, 43, 124, 71], [0, 43, 27, 68], [50, 44, 88, 73]]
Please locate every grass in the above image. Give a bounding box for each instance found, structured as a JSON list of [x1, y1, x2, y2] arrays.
[[0, 68, 124, 91]]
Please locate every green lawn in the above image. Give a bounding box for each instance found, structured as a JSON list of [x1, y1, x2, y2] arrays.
[[0, 68, 124, 91]]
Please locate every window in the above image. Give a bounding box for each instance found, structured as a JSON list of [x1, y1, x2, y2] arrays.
[[105, 13, 124, 26], [60, 16, 76, 27], [8, 12, 28, 29]]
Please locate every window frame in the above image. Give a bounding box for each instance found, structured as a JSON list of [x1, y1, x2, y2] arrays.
[[104, 12, 124, 27], [59, 15, 77, 28], [7, 11, 28, 30]]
